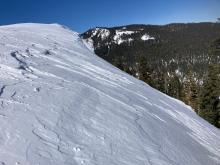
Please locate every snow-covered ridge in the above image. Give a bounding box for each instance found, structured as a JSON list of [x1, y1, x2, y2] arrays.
[[84, 28, 155, 45], [0, 23, 219, 165], [91, 28, 110, 40], [113, 30, 136, 45]]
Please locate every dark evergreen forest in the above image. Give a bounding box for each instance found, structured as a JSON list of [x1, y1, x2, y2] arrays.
[[82, 23, 220, 127]]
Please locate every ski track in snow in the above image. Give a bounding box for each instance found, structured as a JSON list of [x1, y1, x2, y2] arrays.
[[0, 23, 219, 165]]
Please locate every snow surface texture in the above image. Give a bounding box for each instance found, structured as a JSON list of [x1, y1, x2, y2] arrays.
[[0, 23, 219, 165]]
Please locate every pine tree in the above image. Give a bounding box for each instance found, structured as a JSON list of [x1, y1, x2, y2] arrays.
[[138, 56, 154, 87], [199, 64, 220, 126], [183, 69, 199, 112], [167, 74, 184, 100], [155, 71, 166, 93], [199, 38, 220, 127]]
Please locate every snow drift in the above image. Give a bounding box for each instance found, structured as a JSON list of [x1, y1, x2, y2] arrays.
[[0, 23, 219, 165]]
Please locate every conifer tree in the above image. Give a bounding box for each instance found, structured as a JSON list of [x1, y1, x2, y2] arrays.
[[199, 64, 220, 126], [167, 74, 183, 100], [138, 56, 154, 87], [199, 38, 220, 127], [183, 69, 199, 112], [155, 71, 166, 93]]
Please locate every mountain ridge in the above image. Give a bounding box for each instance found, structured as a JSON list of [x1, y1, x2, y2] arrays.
[[81, 22, 220, 72], [87, 22, 218, 30]]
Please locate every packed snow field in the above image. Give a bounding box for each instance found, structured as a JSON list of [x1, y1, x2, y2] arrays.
[[0, 23, 219, 165]]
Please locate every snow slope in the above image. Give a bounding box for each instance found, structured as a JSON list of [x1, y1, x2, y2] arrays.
[[0, 23, 219, 165]]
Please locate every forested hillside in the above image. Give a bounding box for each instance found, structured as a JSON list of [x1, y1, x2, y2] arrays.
[[81, 22, 220, 127]]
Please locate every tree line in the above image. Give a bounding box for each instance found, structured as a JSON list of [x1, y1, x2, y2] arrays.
[[116, 38, 220, 128]]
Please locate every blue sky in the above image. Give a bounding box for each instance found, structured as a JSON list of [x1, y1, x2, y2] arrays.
[[0, 0, 219, 32]]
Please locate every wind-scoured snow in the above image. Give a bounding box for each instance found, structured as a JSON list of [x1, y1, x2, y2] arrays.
[[82, 38, 94, 52], [0, 23, 219, 165]]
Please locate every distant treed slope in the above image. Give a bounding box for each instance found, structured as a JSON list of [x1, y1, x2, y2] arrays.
[[81, 22, 220, 109], [81, 23, 220, 77]]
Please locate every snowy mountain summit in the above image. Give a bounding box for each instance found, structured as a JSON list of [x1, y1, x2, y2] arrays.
[[0, 23, 219, 165]]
